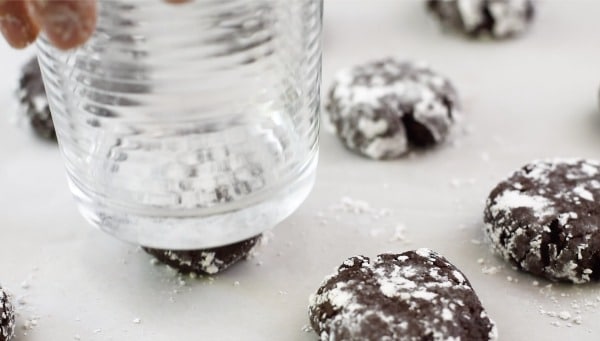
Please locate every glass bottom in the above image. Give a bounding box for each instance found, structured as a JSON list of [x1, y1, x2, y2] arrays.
[[70, 152, 318, 249]]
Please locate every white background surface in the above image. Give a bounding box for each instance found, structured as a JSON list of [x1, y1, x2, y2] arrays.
[[2, 1, 600, 340]]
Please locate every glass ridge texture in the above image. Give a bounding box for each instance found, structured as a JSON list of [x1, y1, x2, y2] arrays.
[[37, 0, 322, 249]]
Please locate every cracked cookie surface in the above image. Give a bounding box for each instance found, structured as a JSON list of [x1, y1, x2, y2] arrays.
[[325, 58, 460, 159], [484, 159, 600, 283], [309, 249, 497, 340], [427, 0, 535, 39]]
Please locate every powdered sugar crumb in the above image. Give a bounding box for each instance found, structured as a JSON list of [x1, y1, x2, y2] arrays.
[[330, 196, 391, 220], [301, 324, 313, 333], [389, 224, 410, 243]]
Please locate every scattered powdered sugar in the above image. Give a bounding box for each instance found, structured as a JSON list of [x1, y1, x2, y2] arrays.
[[301, 324, 313, 333], [22, 316, 39, 331], [475, 257, 505, 276], [558, 311, 571, 320], [330, 196, 391, 219], [482, 265, 502, 275], [528, 279, 600, 331], [450, 178, 477, 188], [389, 224, 410, 244]]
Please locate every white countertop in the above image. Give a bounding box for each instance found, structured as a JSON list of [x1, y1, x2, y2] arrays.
[[2, 1, 600, 340]]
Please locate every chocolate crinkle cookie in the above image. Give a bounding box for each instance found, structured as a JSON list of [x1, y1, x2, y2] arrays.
[[484, 159, 600, 283], [17, 56, 56, 141], [309, 249, 497, 341], [326, 58, 460, 160], [0, 287, 15, 341], [427, 0, 535, 39], [144, 235, 261, 275]]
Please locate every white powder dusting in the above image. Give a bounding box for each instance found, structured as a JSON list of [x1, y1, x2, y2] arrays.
[[558, 311, 571, 320], [581, 162, 599, 177], [327, 58, 458, 159], [389, 224, 410, 243], [309, 250, 496, 339], [491, 190, 553, 218], [301, 324, 313, 333], [330, 196, 391, 220], [435, 0, 532, 38], [573, 185, 594, 201], [326, 284, 353, 308], [357, 118, 389, 139], [442, 308, 453, 321]]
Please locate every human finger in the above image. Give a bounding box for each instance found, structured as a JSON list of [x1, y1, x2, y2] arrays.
[[28, 0, 97, 50], [0, 0, 39, 49]]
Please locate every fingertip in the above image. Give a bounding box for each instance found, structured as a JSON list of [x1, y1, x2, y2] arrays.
[[0, 1, 40, 49], [30, 0, 97, 50]]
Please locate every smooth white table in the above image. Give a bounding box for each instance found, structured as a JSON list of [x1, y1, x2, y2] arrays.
[[1, 1, 600, 340]]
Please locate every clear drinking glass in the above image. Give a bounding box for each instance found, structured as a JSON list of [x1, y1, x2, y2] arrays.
[[36, 0, 322, 249]]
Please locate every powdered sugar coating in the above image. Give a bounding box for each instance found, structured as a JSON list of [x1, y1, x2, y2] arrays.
[[0, 287, 15, 341], [309, 249, 497, 340], [143, 235, 260, 275], [484, 159, 600, 283], [326, 58, 460, 159], [17, 56, 56, 140], [427, 0, 535, 39]]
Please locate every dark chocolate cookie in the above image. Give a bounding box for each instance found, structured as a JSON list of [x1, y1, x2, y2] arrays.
[[309, 249, 497, 341], [17, 56, 55, 141], [484, 159, 600, 283], [427, 0, 535, 39], [326, 58, 460, 159], [0, 287, 15, 341], [144, 235, 260, 275]]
